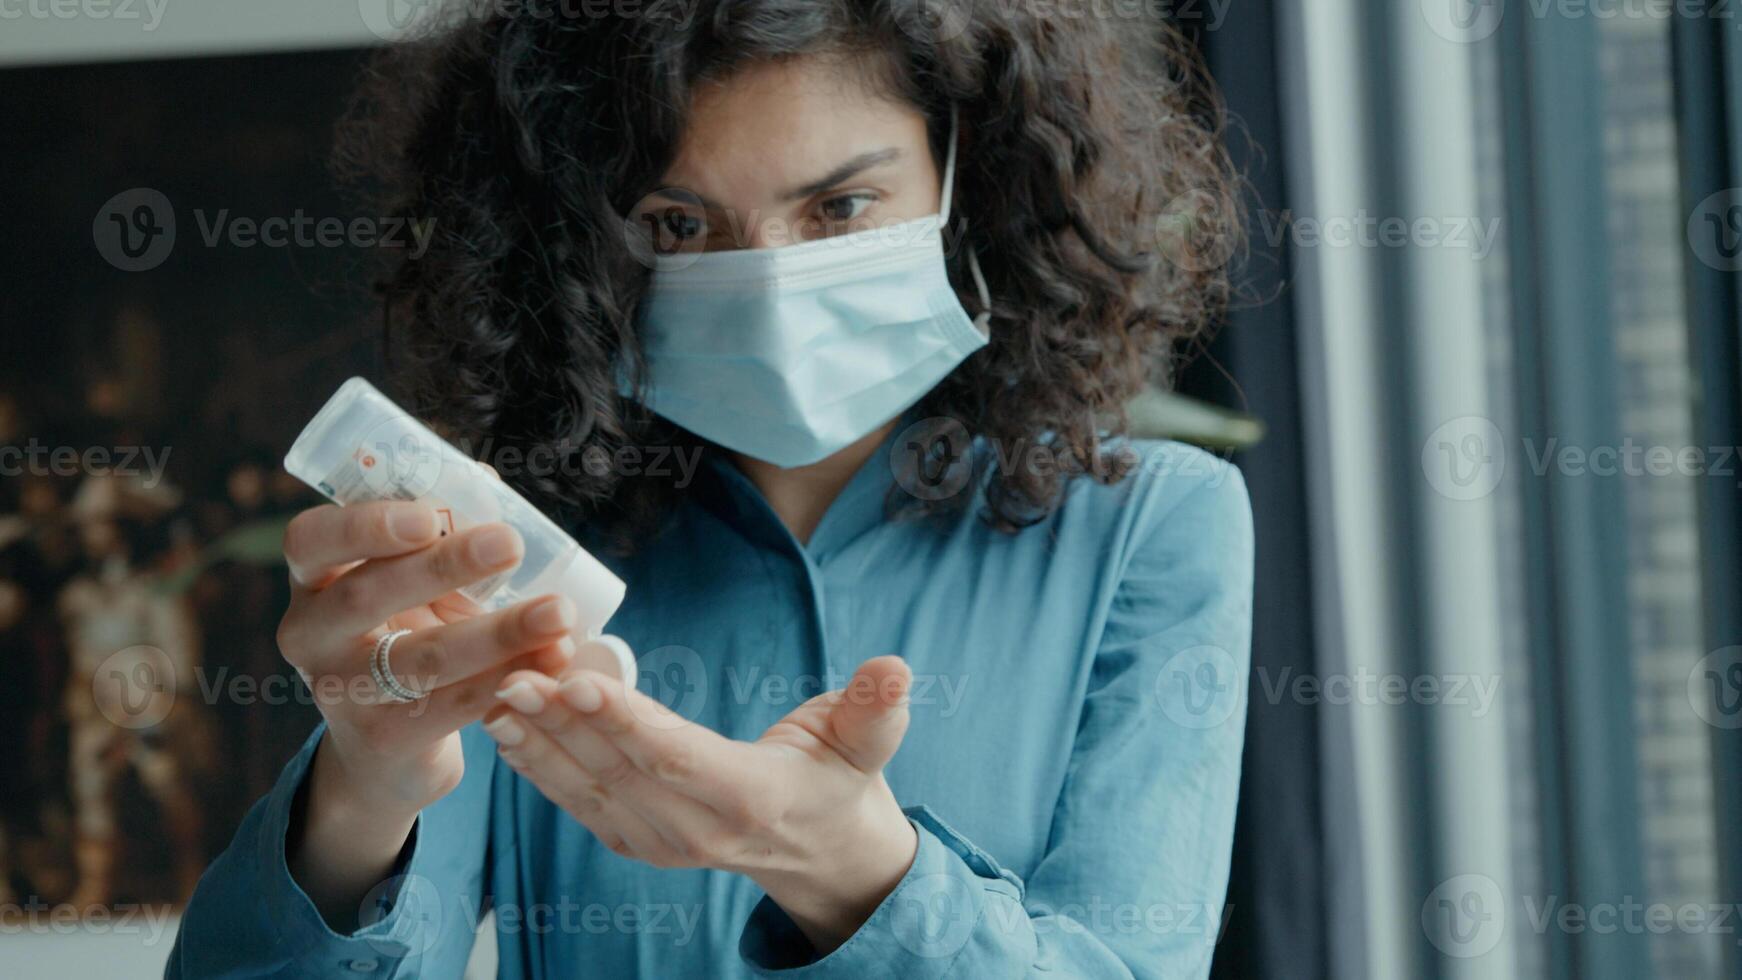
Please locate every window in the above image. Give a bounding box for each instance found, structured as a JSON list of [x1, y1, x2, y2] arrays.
[[1289, 3, 1742, 978]]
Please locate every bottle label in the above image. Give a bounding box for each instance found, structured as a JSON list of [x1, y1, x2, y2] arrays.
[[317, 427, 513, 607]]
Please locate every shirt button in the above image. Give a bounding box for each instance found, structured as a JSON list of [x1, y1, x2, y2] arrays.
[[346, 959, 381, 972]]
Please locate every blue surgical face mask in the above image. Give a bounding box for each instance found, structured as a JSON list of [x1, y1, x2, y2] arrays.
[[629, 106, 992, 469]]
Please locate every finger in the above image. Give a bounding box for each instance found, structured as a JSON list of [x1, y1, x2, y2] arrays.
[[493, 671, 724, 834], [485, 710, 674, 862], [551, 669, 761, 810], [428, 589, 488, 625], [281, 582, 442, 674], [493, 672, 638, 782], [378, 596, 578, 695], [383, 603, 447, 634], [284, 501, 442, 589], [827, 656, 912, 772], [370, 642, 573, 739], [309, 523, 524, 638]]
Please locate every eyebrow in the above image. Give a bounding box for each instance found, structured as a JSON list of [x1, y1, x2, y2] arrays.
[[656, 147, 903, 211], [777, 147, 902, 202]]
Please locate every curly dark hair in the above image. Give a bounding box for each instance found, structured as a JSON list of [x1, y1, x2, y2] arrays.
[[334, 0, 1242, 552]]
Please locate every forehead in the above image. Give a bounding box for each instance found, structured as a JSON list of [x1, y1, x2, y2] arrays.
[[662, 57, 929, 193]]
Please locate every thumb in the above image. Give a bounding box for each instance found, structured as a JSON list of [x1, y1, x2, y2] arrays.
[[829, 655, 912, 773]]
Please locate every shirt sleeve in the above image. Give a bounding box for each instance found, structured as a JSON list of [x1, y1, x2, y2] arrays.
[[738, 459, 1255, 979], [164, 720, 498, 979]]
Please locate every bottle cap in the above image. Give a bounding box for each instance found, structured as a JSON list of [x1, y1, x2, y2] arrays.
[[572, 635, 638, 686], [553, 548, 627, 640]]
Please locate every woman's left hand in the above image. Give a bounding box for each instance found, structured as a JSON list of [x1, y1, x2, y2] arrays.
[[481, 654, 920, 954]]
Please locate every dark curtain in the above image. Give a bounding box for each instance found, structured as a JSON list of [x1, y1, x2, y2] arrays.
[[1174, 5, 1331, 979]]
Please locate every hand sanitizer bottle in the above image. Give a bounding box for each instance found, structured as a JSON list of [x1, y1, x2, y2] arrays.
[[284, 377, 634, 681]]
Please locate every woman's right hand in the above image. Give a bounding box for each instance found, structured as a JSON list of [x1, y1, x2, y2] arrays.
[[276, 498, 577, 923]]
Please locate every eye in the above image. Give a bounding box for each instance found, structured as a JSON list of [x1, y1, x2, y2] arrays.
[[817, 193, 875, 224]]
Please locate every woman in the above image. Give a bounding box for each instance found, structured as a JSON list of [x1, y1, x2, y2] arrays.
[[169, 1, 1252, 976]]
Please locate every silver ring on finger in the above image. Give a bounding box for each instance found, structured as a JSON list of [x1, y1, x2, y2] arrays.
[[370, 629, 426, 704]]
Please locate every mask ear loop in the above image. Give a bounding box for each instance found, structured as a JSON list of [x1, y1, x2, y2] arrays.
[[940, 104, 994, 334]]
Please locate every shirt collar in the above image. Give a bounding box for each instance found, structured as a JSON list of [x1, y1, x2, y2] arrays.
[[694, 418, 913, 563]]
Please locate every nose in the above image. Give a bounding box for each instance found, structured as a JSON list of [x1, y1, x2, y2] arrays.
[[738, 211, 798, 251], [741, 223, 776, 251]]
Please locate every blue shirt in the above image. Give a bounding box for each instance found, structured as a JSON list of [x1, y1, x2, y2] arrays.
[[166, 429, 1253, 979]]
